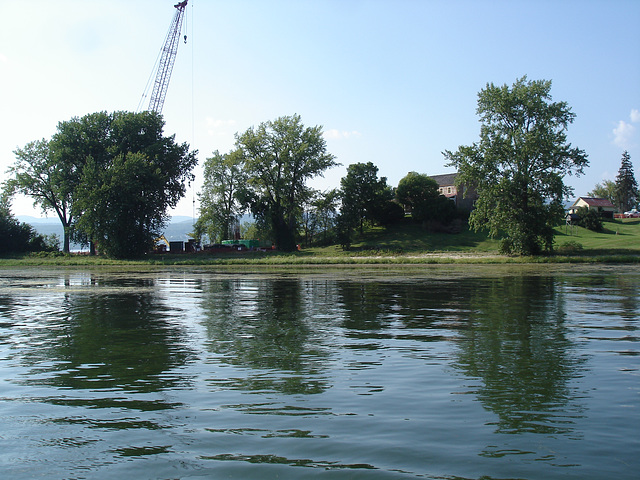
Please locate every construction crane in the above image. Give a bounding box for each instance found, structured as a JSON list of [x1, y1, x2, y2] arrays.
[[147, 0, 189, 114]]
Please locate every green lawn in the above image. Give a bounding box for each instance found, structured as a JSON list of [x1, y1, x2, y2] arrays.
[[308, 218, 640, 256], [305, 220, 500, 256], [554, 218, 640, 253]]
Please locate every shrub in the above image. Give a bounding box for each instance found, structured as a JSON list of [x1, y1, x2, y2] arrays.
[[1, 201, 60, 254], [498, 238, 514, 255], [576, 206, 603, 232], [376, 200, 405, 225], [557, 240, 584, 254]]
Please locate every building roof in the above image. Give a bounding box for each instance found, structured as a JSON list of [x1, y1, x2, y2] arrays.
[[573, 197, 615, 208], [430, 173, 457, 187]]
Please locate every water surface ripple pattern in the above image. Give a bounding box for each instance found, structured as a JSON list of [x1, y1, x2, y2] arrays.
[[0, 266, 638, 479]]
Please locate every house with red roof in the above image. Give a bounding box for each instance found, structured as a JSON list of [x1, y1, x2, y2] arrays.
[[569, 197, 616, 218]]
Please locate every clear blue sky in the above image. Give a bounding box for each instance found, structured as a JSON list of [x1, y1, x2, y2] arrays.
[[1, 0, 639, 218]]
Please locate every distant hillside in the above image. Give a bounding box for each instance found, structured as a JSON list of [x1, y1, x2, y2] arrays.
[[18, 216, 197, 251], [161, 218, 196, 241], [17, 216, 59, 225]]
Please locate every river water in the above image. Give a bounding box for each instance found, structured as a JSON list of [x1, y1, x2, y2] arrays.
[[0, 265, 638, 479]]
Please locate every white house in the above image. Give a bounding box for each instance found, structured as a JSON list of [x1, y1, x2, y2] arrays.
[[569, 197, 616, 218]]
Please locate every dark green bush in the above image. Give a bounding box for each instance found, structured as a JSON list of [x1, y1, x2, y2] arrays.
[[557, 240, 584, 254], [1, 201, 60, 255], [576, 206, 603, 232]]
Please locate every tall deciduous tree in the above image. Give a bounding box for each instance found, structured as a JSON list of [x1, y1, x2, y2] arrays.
[[6, 139, 77, 252], [196, 149, 248, 243], [614, 151, 638, 212], [71, 111, 197, 258], [235, 114, 337, 251], [444, 76, 588, 255]]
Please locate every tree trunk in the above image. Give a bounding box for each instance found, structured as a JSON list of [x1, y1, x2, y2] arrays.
[[62, 224, 71, 254]]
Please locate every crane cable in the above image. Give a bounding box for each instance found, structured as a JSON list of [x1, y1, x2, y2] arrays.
[[189, 1, 197, 225], [137, 39, 163, 113]]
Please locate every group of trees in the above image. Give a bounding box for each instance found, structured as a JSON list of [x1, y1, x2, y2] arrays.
[[195, 122, 462, 251], [6, 77, 635, 258], [195, 115, 338, 252], [196, 77, 621, 256], [589, 151, 638, 213], [4, 111, 197, 258], [335, 165, 459, 247]]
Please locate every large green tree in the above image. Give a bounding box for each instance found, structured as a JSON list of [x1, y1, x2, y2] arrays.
[[6, 138, 77, 252], [444, 76, 588, 255], [235, 114, 337, 251], [69, 111, 197, 258], [614, 151, 638, 212], [195, 149, 248, 244]]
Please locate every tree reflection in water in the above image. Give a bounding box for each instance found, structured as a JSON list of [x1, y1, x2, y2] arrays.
[[14, 273, 194, 411], [453, 275, 586, 435], [199, 277, 332, 395], [333, 274, 587, 436]]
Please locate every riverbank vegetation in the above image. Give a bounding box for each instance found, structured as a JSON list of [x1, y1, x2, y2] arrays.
[[1, 217, 638, 267], [4, 111, 197, 257], [3, 79, 637, 262]]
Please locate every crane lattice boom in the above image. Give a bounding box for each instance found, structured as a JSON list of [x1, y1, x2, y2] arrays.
[[148, 0, 188, 114]]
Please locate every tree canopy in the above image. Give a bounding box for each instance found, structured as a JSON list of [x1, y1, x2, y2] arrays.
[[6, 111, 197, 258], [234, 114, 338, 251], [396, 172, 456, 224], [588, 180, 616, 206], [340, 162, 396, 234], [195, 149, 248, 244], [73, 111, 197, 258], [443, 76, 588, 255]]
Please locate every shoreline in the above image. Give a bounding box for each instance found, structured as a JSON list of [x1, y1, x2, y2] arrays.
[[1, 250, 639, 268]]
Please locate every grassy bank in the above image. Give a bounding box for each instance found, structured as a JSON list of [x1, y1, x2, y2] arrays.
[[554, 218, 640, 252], [1, 218, 638, 267]]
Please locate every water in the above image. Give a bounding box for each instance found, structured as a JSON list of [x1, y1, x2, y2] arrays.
[[0, 265, 638, 479]]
